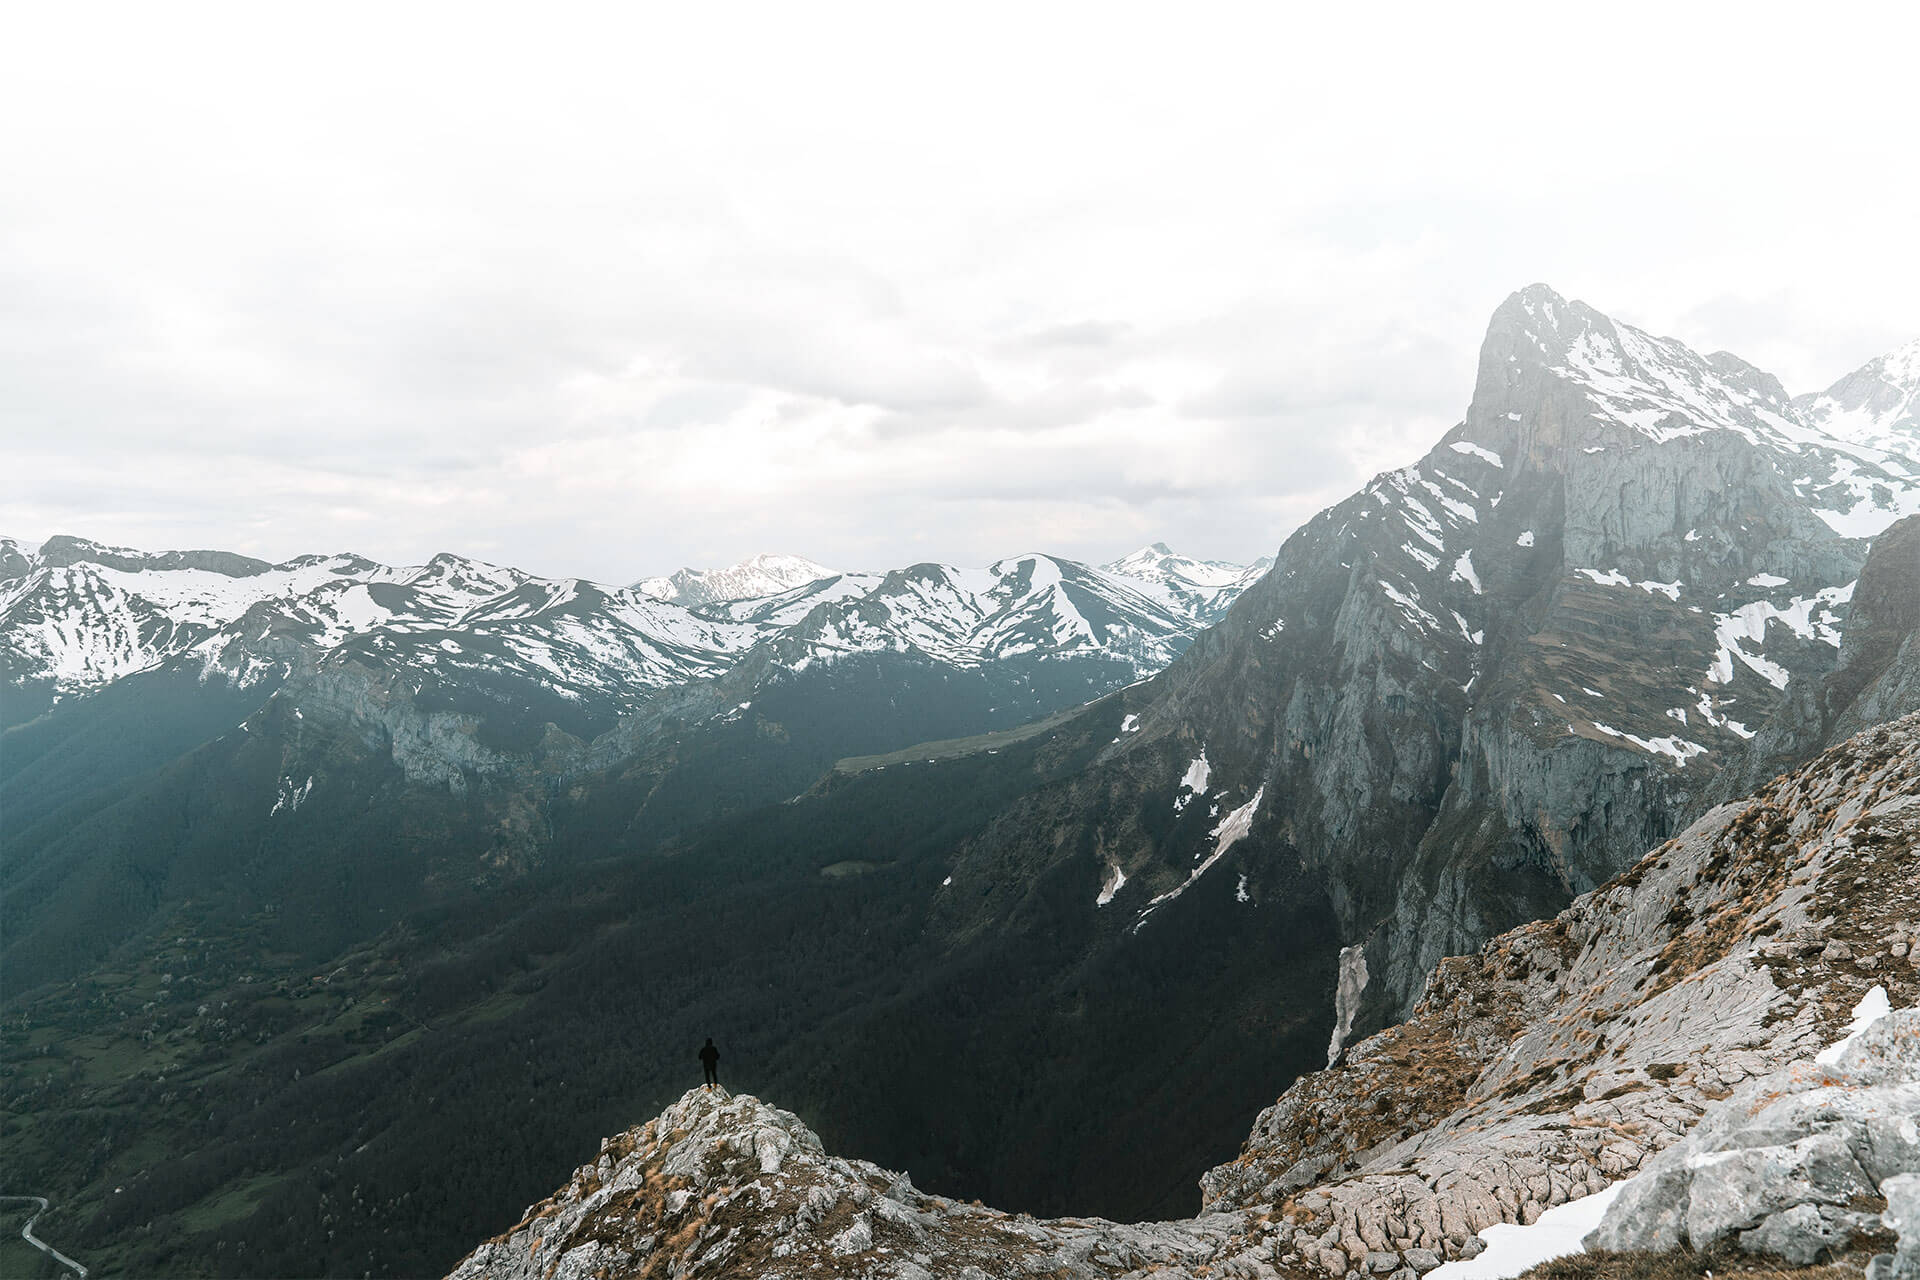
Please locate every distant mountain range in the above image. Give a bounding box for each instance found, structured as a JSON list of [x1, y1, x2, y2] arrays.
[[0, 537, 1267, 734]]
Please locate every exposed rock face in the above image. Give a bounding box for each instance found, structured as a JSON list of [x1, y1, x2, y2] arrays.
[[1713, 514, 1920, 799], [1007, 285, 1902, 1031], [1198, 711, 1920, 1276], [445, 1089, 1265, 1280], [1585, 1000, 1919, 1263], [1873, 1173, 1920, 1280]]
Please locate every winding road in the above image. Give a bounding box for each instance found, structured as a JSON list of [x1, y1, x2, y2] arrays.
[[0, 1196, 88, 1279]]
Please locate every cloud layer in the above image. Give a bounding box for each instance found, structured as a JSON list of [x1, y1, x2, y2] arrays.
[[4, 2, 1916, 582]]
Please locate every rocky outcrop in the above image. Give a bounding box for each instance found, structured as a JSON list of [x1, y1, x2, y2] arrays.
[[445, 1088, 1268, 1280], [1714, 514, 1920, 799], [1586, 1000, 1919, 1263], [31, 532, 276, 577], [1873, 1174, 1920, 1280], [1198, 710, 1920, 1276]]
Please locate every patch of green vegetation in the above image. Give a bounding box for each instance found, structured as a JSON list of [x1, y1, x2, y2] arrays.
[[833, 700, 1097, 773], [173, 1172, 288, 1234], [819, 859, 891, 878]]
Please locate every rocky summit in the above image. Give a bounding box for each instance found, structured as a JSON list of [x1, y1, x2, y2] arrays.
[[449, 710, 1920, 1279], [446, 1088, 1259, 1280]]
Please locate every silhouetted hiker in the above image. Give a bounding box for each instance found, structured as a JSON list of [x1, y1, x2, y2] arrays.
[[699, 1038, 720, 1090]]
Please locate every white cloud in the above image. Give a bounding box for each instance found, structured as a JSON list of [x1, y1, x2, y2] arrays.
[[2, 1, 1916, 582]]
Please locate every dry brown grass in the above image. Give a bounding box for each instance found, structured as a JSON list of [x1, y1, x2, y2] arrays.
[[1522, 1246, 1868, 1280]]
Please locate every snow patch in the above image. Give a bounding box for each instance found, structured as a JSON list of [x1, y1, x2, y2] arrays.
[[1815, 985, 1891, 1065], [1426, 1181, 1628, 1280], [1135, 787, 1265, 929], [1174, 752, 1211, 812], [1586, 722, 1710, 767], [1707, 583, 1853, 689], [1450, 551, 1483, 595], [271, 775, 314, 816]]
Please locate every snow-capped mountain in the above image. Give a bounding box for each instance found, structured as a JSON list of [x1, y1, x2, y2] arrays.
[[736, 554, 1198, 680], [1794, 335, 1920, 460], [0, 536, 758, 726], [632, 553, 837, 608], [1100, 542, 1272, 624], [0, 539, 1222, 744], [0, 536, 36, 583], [1498, 290, 1920, 537], [878, 285, 1920, 1043]]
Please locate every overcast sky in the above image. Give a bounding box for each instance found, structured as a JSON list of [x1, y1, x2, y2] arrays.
[[4, 3, 1917, 583]]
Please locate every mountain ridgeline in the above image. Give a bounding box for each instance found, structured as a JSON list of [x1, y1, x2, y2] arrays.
[[2, 287, 1918, 1279]]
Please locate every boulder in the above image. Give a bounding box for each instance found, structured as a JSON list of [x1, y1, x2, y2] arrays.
[[1739, 1203, 1856, 1266], [1588, 1008, 1920, 1260], [1873, 1174, 1920, 1280]]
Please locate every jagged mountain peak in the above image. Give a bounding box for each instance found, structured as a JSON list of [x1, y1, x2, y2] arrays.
[[632, 553, 838, 608], [1105, 540, 1183, 572], [1796, 333, 1920, 458], [1476, 285, 1806, 450], [0, 537, 36, 584], [1462, 288, 1920, 539], [1099, 542, 1272, 626]]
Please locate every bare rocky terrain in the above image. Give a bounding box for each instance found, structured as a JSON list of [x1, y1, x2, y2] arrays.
[[446, 711, 1920, 1279]]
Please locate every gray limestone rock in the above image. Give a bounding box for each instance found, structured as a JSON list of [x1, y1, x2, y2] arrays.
[[1588, 1010, 1920, 1258], [1739, 1203, 1855, 1265], [1881, 1173, 1920, 1280]]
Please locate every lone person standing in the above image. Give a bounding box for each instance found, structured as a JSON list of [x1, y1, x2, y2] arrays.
[[699, 1037, 720, 1090]]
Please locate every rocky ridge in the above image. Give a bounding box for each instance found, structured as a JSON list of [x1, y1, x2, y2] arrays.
[[446, 710, 1920, 1280], [1586, 997, 1919, 1265], [1199, 711, 1920, 1276], [447, 1089, 1263, 1280]]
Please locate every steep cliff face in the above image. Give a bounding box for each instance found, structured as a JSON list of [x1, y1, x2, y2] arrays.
[[1200, 711, 1920, 1276], [958, 286, 1885, 1031], [1710, 514, 1920, 800], [446, 713, 1920, 1280]]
